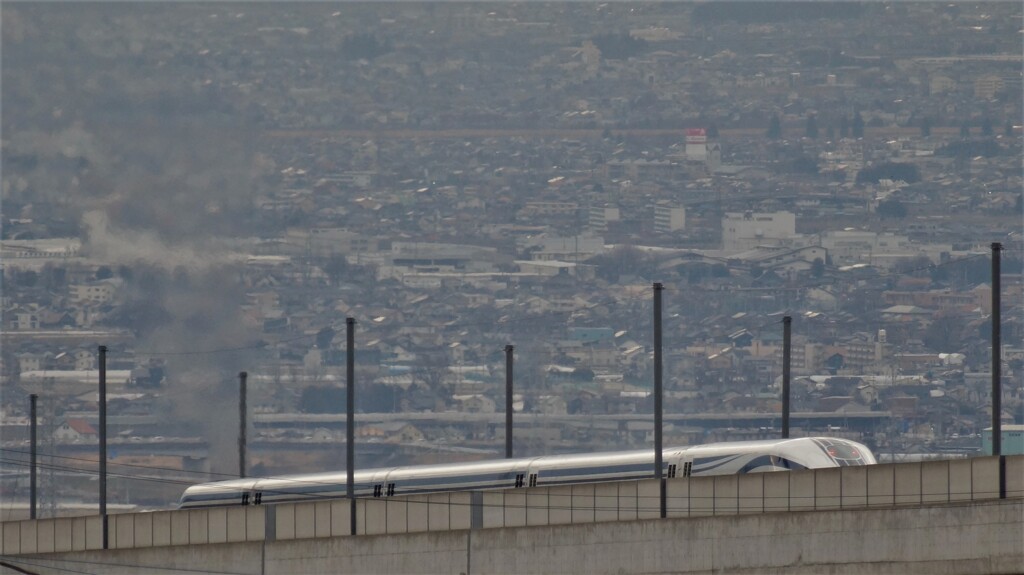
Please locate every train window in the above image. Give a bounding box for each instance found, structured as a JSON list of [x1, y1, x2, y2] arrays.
[[241, 493, 250, 506], [386, 483, 395, 497], [667, 464, 677, 478], [528, 473, 538, 487], [373, 485, 383, 498], [514, 474, 525, 488], [254, 492, 262, 505], [826, 444, 861, 460], [683, 462, 692, 477]]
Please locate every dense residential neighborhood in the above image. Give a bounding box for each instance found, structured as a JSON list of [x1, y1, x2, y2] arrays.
[[1, 2, 1022, 512]]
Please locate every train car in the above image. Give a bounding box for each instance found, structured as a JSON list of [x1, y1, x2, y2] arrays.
[[178, 436, 874, 509]]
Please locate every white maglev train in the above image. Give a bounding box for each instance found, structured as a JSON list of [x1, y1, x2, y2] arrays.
[[179, 437, 875, 508]]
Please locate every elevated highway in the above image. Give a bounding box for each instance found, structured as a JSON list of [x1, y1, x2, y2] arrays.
[[265, 126, 967, 140], [254, 410, 894, 429]]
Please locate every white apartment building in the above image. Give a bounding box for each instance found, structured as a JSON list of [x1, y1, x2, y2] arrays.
[[519, 201, 578, 218], [818, 230, 915, 266], [69, 279, 122, 305], [721, 211, 796, 251], [521, 235, 605, 261], [588, 205, 620, 232], [654, 204, 686, 233], [284, 228, 381, 258], [974, 75, 1004, 100], [1, 238, 81, 264]]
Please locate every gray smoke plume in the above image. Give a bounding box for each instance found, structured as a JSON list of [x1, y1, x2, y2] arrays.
[[79, 117, 262, 477], [81, 210, 243, 271], [3, 4, 268, 478]]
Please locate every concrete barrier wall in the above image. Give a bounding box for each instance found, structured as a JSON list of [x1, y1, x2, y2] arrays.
[[1, 515, 102, 555], [6, 500, 1022, 575], [0, 508, 265, 555], [3, 455, 1021, 556]]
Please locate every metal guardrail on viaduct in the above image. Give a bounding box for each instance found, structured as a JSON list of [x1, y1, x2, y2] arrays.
[[2, 456, 1023, 574]]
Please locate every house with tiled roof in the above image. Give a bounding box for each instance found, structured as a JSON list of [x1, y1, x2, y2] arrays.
[[54, 418, 97, 442]]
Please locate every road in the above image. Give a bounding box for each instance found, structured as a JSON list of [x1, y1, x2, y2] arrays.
[[267, 126, 963, 140]]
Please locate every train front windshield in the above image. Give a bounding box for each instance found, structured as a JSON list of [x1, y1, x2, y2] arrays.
[[813, 438, 875, 466]]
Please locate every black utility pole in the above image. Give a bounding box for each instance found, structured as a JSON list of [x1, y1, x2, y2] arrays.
[[239, 372, 247, 479], [346, 318, 356, 536], [30, 394, 37, 520], [505, 345, 514, 459], [782, 316, 792, 439], [992, 242, 1006, 499], [653, 282, 666, 519], [991, 243, 1002, 456], [98, 345, 108, 549]]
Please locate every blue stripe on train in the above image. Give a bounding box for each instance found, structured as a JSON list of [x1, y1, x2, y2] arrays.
[[692, 454, 744, 473]]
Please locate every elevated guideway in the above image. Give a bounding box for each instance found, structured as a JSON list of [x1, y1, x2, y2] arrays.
[[2, 456, 1022, 574], [253, 410, 894, 433]]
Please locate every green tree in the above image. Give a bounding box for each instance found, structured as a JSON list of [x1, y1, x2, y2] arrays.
[[894, 255, 933, 277], [102, 300, 172, 336], [95, 266, 113, 280], [936, 139, 1002, 158], [15, 270, 38, 287], [930, 262, 950, 282], [923, 315, 963, 352], [40, 264, 67, 291], [591, 32, 650, 59], [945, 255, 993, 287], [767, 114, 782, 139], [362, 384, 400, 413], [981, 117, 993, 137], [588, 246, 652, 282], [316, 326, 335, 350], [299, 386, 345, 413], [323, 255, 350, 286], [856, 162, 922, 185], [787, 155, 820, 174], [805, 114, 819, 139], [876, 199, 908, 218], [692, 2, 865, 24], [341, 33, 392, 60], [571, 367, 596, 382], [851, 112, 865, 138], [1008, 358, 1024, 376], [811, 258, 825, 278]]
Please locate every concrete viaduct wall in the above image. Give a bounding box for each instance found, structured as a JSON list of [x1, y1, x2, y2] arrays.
[[2, 456, 1022, 574], [3, 500, 1022, 574]]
